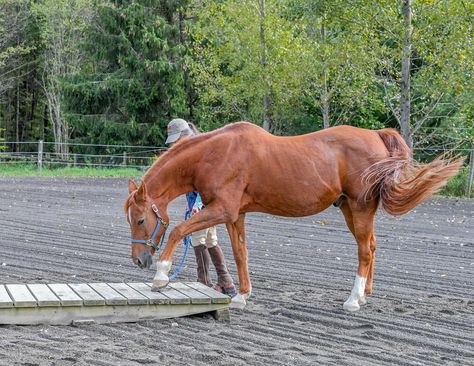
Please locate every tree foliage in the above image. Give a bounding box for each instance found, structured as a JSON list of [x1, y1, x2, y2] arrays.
[[191, 0, 309, 133], [62, 0, 190, 146], [0, 0, 472, 153]]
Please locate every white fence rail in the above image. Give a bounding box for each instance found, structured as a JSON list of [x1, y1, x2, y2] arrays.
[[0, 141, 167, 169]]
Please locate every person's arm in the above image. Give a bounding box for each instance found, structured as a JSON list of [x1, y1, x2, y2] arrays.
[[191, 193, 204, 215], [194, 193, 203, 210], [185, 192, 197, 212]]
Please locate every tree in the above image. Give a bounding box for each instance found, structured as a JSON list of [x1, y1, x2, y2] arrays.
[[191, 0, 306, 133], [32, 0, 93, 157], [368, 0, 474, 148], [0, 0, 32, 97], [289, 0, 385, 130], [62, 0, 190, 147], [0, 0, 43, 149]]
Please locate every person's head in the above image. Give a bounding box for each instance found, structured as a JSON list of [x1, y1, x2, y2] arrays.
[[166, 118, 194, 145]]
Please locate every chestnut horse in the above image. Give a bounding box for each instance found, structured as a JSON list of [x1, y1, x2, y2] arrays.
[[125, 122, 462, 311]]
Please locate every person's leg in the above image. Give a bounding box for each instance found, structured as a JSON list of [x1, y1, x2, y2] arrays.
[[206, 226, 236, 296], [192, 229, 212, 286]]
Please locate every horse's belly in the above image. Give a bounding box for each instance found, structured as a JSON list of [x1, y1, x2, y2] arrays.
[[244, 180, 340, 217]]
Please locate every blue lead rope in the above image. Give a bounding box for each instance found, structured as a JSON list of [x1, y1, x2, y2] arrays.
[[167, 193, 197, 280]]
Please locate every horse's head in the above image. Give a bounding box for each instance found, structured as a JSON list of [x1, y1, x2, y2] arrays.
[[125, 180, 169, 269]]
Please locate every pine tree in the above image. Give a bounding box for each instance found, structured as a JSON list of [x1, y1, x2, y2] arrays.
[[63, 0, 190, 147]]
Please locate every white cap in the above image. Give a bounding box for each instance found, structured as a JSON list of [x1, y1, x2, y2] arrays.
[[166, 118, 193, 144]]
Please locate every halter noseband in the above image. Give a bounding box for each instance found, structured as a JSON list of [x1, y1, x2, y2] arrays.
[[130, 202, 169, 252]]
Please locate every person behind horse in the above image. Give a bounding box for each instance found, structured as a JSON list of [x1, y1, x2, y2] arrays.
[[166, 118, 237, 296]]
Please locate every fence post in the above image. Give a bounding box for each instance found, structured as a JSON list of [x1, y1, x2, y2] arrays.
[[37, 140, 43, 172], [123, 151, 127, 166], [73, 154, 77, 167], [466, 146, 474, 198]]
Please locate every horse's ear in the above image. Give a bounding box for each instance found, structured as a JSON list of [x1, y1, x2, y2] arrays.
[[128, 179, 138, 193], [136, 181, 147, 202]]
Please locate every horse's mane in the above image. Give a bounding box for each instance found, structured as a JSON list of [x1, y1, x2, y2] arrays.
[[124, 122, 263, 213]]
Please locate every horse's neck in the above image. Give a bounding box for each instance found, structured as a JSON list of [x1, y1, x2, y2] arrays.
[[144, 153, 195, 205]]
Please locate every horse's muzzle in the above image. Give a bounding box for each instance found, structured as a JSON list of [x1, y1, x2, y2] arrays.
[[132, 251, 153, 269]]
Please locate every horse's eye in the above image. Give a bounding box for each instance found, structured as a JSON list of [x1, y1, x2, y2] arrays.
[[137, 218, 145, 225]]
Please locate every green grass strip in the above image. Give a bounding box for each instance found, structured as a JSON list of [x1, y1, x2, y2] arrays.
[[0, 164, 143, 178]]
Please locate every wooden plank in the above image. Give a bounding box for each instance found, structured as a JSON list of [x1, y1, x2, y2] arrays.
[[0, 281, 231, 325], [88, 283, 127, 306], [0, 285, 13, 308], [68, 283, 105, 306], [126, 283, 170, 305], [0, 301, 229, 325], [48, 284, 83, 307], [168, 283, 212, 304], [185, 282, 231, 304], [27, 284, 60, 307], [5, 284, 37, 307], [107, 283, 149, 305], [144, 283, 190, 304]]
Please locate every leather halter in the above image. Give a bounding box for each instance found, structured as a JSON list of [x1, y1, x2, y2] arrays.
[[130, 202, 169, 252]]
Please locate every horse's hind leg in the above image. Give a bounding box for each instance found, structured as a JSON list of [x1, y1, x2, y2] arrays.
[[339, 199, 377, 296], [342, 199, 377, 312], [226, 213, 251, 308]]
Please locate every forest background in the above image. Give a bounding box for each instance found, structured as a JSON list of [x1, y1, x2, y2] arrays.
[[0, 0, 472, 165]]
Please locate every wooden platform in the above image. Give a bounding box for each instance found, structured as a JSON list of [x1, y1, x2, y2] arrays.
[[0, 282, 230, 325]]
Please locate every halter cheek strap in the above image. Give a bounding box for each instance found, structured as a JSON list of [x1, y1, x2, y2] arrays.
[[130, 203, 169, 252]]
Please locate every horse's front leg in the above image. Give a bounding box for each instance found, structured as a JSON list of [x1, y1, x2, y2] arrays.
[[152, 204, 227, 291], [226, 213, 251, 307]]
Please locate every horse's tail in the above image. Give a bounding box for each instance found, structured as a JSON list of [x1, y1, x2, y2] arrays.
[[361, 128, 464, 216]]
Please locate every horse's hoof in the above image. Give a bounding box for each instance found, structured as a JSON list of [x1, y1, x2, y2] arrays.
[[230, 293, 247, 310], [343, 299, 360, 312], [151, 280, 169, 292], [358, 296, 367, 306], [242, 291, 251, 301]]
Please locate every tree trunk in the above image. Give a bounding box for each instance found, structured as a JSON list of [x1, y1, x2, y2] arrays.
[[2, 99, 8, 142], [259, 0, 272, 132], [319, 0, 330, 129], [44, 73, 68, 159], [400, 0, 413, 148], [15, 80, 20, 152], [41, 103, 47, 141], [321, 72, 330, 129]]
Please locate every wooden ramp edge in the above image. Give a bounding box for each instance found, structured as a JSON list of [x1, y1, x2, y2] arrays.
[[0, 282, 231, 325]]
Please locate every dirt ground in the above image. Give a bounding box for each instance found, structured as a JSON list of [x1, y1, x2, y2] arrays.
[[0, 176, 472, 366]]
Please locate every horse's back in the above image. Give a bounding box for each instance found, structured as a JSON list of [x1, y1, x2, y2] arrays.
[[213, 122, 387, 152], [196, 123, 394, 216]]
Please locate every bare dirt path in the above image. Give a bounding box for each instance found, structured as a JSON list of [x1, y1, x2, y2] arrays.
[[0, 177, 473, 366]]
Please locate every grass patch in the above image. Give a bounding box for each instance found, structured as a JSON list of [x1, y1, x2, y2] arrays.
[[440, 167, 472, 198], [0, 164, 143, 177]]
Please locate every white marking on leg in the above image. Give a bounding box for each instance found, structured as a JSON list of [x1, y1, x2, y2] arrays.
[[154, 260, 171, 279], [343, 274, 367, 312], [230, 293, 247, 309], [152, 260, 171, 289], [243, 287, 252, 300]]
